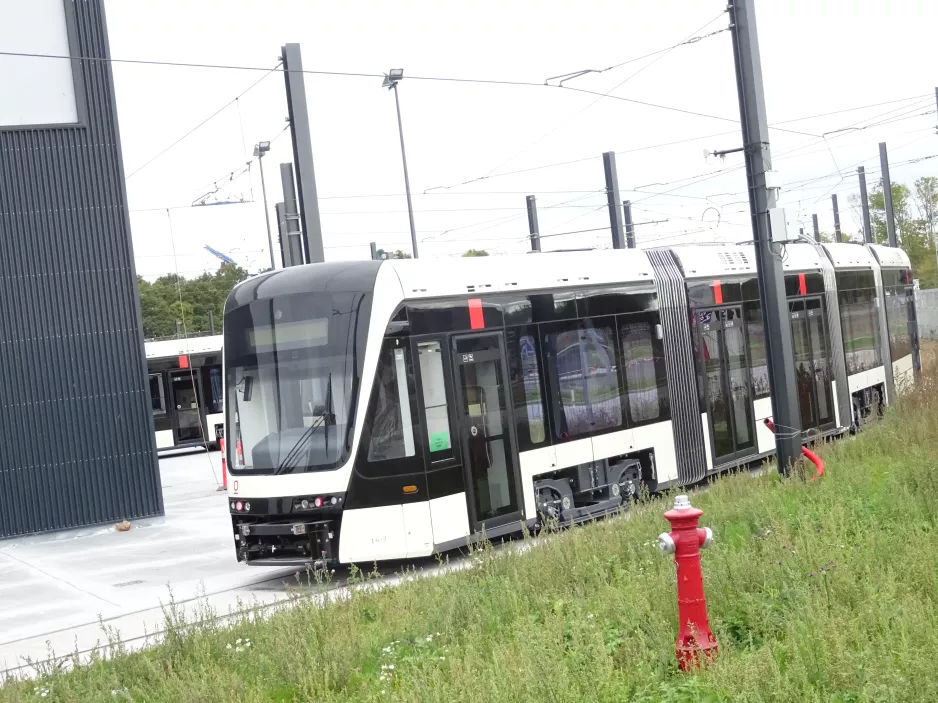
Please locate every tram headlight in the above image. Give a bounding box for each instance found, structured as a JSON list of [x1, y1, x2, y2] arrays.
[[244, 502, 251, 512], [301, 499, 309, 510], [314, 497, 323, 509], [235, 501, 243, 512]]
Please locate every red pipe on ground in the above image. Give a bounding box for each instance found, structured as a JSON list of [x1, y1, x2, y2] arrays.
[[762, 418, 824, 480]]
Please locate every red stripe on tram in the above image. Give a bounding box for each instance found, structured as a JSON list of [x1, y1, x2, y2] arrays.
[[798, 272, 807, 295], [713, 280, 723, 305], [468, 298, 485, 329]]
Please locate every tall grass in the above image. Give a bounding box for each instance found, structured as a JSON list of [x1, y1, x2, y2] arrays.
[[5, 364, 938, 702]]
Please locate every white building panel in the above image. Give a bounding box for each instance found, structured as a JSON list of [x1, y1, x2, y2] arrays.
[[0, 0, 78, 126]]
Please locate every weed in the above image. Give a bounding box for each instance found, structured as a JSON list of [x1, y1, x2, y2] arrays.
[[5, 361, 938, 701]]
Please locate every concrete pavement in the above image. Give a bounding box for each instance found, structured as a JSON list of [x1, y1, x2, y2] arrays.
[[0, 450, 299, 679]]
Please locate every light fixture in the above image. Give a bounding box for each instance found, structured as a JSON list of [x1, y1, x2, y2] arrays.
[[253, 141, 271, 157], [382, 68, 404, 89]]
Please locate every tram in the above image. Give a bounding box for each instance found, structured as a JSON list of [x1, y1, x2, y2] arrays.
[[146, 335, 225, 452], [221, 241, 918, 567]]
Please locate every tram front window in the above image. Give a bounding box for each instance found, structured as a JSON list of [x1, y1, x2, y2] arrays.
[[225, 292, 366, 474]]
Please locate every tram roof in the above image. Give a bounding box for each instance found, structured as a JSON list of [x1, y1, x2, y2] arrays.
[[668, 242, 826, 280], [867, 243, 911, 269], [145, 334, 223, 360]]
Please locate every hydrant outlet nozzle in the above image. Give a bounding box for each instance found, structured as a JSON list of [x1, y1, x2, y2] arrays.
[[700, 526, 713, 549], [657, 532, 675, 553]]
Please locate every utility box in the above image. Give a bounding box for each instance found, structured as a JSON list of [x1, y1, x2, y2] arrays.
[[768, 207, 790, 242]]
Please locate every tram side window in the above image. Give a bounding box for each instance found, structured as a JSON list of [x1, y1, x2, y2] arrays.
[[207, 366, 224, 413], [545, 322, 623, 439], [619, 317, 669, 424], [506, 327, 547, 451], [885, 286, 911, 361], [363, 338, 418, 469], [838, 283, 882, 375], [418, 341, 455, 461], [149, 374, 166, 415], [743, 302, 770, 399]]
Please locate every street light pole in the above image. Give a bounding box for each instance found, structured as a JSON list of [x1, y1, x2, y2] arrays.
[[385, 70, 418, 259], [254, 141, 276, 270]]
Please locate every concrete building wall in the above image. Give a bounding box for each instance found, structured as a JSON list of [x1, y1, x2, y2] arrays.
[[0, 0, 162, 537]]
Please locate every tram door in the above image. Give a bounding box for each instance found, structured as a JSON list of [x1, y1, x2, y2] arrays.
[[696, 307, 757, 465], [789, 297, 835, 432], [170, 369, 204, 444], [451, 333, 524, 532]]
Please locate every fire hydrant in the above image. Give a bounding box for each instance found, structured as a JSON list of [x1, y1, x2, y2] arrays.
[[657, 494, 718, 670]]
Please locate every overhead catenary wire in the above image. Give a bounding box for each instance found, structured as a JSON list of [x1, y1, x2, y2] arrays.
[[124, 63, 281, 179]]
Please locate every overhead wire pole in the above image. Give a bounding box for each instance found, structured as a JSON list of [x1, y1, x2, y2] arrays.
[[858, 166, 873, 243], [812, 214, 820, 243], [879, 142, 898, 247], [603, 152, 627, 249], [622, 200, 636, 248], [526, 195, 542, 252], [282, 43, 325, 264], [832, 194, 843, 242], [728, 0, 802, 476]]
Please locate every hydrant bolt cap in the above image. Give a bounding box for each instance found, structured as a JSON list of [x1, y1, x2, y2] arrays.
[[673, 494, 692, 510], [658, 532, 675, 554]]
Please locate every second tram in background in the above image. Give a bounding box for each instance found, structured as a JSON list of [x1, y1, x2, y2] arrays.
[[146, 335, 225, 452], [220, 239, 918, 568]]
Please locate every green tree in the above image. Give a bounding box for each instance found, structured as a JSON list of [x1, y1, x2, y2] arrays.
[[462, 249, 489, 257], [137, 262, 249, 339], [869, 180, 936, 287], [914, 176, 938, 249]]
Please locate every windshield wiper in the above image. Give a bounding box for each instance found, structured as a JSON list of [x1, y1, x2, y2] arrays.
[[276, 415, 326, 475], [275, 373, 335, 475]]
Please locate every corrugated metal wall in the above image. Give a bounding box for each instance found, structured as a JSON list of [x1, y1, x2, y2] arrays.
[[0, 0, 162, 538]]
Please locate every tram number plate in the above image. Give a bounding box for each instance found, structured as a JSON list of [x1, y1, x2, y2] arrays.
[[698, 311, 712, 324], [462, 353, 474, 362]]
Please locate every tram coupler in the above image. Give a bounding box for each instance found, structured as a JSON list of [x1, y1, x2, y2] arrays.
[[657, 494, 718, 671]]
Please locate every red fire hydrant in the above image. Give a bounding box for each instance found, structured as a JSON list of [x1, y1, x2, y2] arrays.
[[657, 494, 718, 670]]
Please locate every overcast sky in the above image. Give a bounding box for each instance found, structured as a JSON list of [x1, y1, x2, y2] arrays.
[[103, 0, 938, 279]]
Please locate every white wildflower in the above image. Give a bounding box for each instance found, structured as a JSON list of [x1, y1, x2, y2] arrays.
[[382, 646, 392, 654], [587, 613, 595, 619], [380, 674, 388, 681], [426, 635, 433, 642], [245, 642, 252, 648], [439, 656, 446, 661], [236, 646, 244, 653], [226, 643, 232, 650], [236, 638, 243, 645]]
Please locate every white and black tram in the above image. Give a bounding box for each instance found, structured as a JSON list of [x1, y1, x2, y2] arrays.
[[221, 241, 918, 567], [146, 335, 225, 452]]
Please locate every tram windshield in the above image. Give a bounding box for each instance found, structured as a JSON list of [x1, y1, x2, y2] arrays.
[[224, 291, 367, 474]]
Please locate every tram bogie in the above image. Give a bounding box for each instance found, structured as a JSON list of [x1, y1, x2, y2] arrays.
[[222, 241, 919, 568]]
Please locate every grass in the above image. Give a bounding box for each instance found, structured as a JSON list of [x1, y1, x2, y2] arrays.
[[5, 368, 938, 702]]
